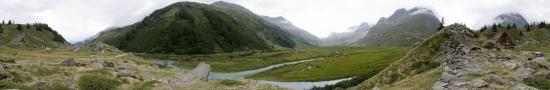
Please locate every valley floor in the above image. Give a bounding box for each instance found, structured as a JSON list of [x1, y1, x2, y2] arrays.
[[247, 47, 408, 81]]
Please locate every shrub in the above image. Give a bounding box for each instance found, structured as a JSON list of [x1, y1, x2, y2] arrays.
[[78, 74, 121, 90], [0, 81, 34, 90], [219, 80, 243, 86], [523, 77, 550, 89], [482, 42, 495, 49], [411, 60, 440, 74], [0, 58, 15, 63], [131, 80, 160, 90], [311, 69, 381, 90]]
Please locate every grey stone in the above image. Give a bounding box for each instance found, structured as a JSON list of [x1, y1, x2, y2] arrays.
[[469, 79, 488, 88], [116, 69, 136, 78], [512, 68, 535, 80], [59, 58, 85, 67]]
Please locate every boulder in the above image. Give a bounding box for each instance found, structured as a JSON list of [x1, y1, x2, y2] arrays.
[[116, 69, 136, 79], [512, 68, 535, 80], [59, 58, 85, 67], [468, 79, 488, 88]]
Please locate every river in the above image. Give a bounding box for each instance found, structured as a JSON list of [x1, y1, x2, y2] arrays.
[[152, 58, 352, 90]]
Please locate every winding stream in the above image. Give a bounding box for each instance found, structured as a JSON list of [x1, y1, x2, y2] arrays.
[[152, 58, 352, 90]]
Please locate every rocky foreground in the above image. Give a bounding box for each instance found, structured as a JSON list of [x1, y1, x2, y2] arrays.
[[432, 24, 549, 89], [0, 43, 287, 90]]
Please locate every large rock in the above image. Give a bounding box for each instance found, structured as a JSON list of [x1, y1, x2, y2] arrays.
[[171, 62, 210, 86], [116, 69, 137, 79], [512, 68, 535, 80], [59, 58, 85, 67], [468, 79, 488, 88]]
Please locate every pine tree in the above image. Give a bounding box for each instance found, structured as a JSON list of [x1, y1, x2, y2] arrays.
[[492, 23, 498, 32], [526, 24, 532, 32], [513, 24, 517, 28], [1, 20, 4, 24], [480, 25, 487, 33], [506, 24, 511, 29], [437, 17, 445, 30], [26, 23, 31, 29], [16, 24, 22, 30], [7, 20, 12, 25]]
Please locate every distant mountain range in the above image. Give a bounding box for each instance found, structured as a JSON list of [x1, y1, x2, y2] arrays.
[[494, 13, 528, 27], [261, 16, 321, 45], [354, 7, 440, 47], [322, 22, 370, 46], [93, 1, 317, 55]]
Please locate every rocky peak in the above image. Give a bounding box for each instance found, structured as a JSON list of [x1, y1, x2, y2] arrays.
[[382, 7, 436, 24], [494, 13, 528, 27]]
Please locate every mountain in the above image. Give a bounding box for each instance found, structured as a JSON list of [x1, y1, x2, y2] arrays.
[[93, 1, 307, 55], [494, 13, 528, 27], [261, 16, 321, 45], [355, 7, 440, 47], [210, 1, 317, 46], [351, 23, 550, 89], [0, 23, 68, 48], [322, 22, 370, 46]]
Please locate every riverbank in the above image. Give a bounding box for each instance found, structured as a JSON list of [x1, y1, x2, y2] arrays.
[[138, 47, 367, 72]]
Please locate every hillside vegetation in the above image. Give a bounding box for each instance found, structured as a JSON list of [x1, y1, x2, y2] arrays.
[[0, 23, 68, 49], [94, 2, 309, 55]]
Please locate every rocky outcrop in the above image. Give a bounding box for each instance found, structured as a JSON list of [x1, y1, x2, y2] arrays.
[[170, 62, 210, 87], [433, 24, 490, 89], [432, 24, 543, 90]]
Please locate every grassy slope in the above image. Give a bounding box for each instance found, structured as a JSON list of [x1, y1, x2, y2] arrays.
[[351, 30, 450, 89], [379, 67, 442, 89], [247, 47, 408, 81], [0, 24, 68, 48], [138, 47, 360, 72]]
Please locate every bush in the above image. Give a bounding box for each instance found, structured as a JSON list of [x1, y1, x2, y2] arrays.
[[311, 69, 381, 90], [523, 77, 550, 89], [482, 42, 495, 49], [219, 80, 243, 86], [78, 74, 121, 90], [0, 81, 34, 90], [0, 58, 15, 63]]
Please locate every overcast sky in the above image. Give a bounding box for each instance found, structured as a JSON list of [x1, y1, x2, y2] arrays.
[[1, 0, 550, 42]]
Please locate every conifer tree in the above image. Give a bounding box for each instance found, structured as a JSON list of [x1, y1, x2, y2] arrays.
[[492, 23, 498, 32], [437, 17, 445, 30], [7, 20, 12, 25], [16, 24, 22, 30], [480, 25, 487, 33], [506, 24, 511, 29], [526, 24, 531, 32]]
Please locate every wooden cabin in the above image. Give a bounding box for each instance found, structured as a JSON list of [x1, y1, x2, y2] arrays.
[[492, 32, 514, 46]]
